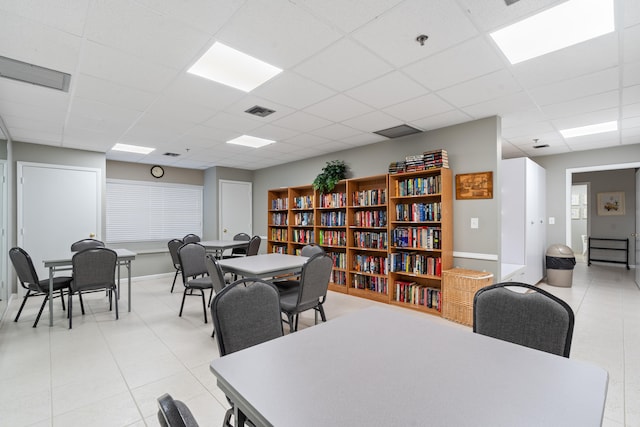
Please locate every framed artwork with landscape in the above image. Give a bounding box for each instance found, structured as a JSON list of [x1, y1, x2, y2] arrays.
[[596, 191, 625, 216]]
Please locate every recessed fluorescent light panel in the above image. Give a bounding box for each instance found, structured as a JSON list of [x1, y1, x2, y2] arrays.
[[188, 42, 282, 92], [560, 121, 618, 138], [227, 135, 275, 148], [111, 143, 155, 154], [491, 0, 615, 64]]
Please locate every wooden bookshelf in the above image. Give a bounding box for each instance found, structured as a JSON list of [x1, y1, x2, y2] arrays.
[[265, 168, 453, 317], [388, 168, 453, 315]]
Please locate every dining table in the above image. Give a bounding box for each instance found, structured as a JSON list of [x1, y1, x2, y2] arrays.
[[43, 248, 136, 327], [216, 253, 308, 280], [200, 240, 250, 258], [210, 305, 608, 427]]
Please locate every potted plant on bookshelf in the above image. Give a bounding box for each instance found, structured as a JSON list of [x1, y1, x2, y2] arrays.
[[312, 160, 347, 194]]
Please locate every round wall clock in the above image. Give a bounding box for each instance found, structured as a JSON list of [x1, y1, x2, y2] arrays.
[[150, 165, 164, 178]]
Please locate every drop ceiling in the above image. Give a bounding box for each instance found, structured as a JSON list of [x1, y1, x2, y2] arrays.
[[0, 0, 638, 170]]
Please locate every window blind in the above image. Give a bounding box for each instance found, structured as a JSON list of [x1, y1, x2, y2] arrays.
[[106, 179, 203, 243]]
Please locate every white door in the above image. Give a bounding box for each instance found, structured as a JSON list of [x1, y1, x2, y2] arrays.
[[636, 169, 639, 287], [17, 162, 101, 288], [219, 180, 252, 241], [0, 161, 6, 315]]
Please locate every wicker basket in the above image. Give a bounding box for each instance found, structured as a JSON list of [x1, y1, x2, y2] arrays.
[[442, 268, 494, 326]]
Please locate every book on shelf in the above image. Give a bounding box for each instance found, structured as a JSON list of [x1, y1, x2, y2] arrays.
[[353, 274, 388, 294], [320, 192, 347, 208], [389, 149, 449, 174], [353, 209, 387, 227], [352, 188, 387, 206], [391, 226, 441, 249], [394, 280, 441, 311]]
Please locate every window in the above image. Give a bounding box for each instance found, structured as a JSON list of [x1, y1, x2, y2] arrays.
[[106, 179, 203, 243]]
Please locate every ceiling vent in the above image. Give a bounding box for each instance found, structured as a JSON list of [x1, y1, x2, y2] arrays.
[[533, 144, 550, 149], [0, 56, 71, 92], [245, 105, 276, 117], [373, 124, 422, 139], [163, 152, 180, 157]]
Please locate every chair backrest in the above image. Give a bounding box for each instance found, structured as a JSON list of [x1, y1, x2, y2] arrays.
[[9, 247, 41, 291], [295, 253, 333, 310], [205, 254, 227, 293], [71, 248, 117, 292], [177, 243, 208, 280], [231, 232, 251, 255], [70, 238, 105, 252], [211, 278, 284, 356], [300, 243, 324, 257], [473, 282, 575, 358], [157, 393, 199, 427], [245, 235, 261, 256], [183, 234, 201, 244], [167, 239, 183, 268]]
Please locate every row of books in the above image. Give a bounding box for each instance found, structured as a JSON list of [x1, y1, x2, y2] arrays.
[[319, 192, 347, 208], [352, 188, 387, 206], [327, 250, 347, 269], [271, 244, 287, 254], [270, 228, 288, 242], [318, 230, 347, 246], [353, 231, 388, 250], [394, 202, 441, 222], [293, 212, 314, 226], [352, 254, 388, 275], [388, 149, 449, 174], [319, 211, 346, 227], [271, 198, 288, 210], [352, 209, 387, 227], [391, 226, 441, 249], [394, 175, 442, 196], [270, 212, 288, 226], [291, 229, 314, 243], [353, 274, 388, 294], [292, 195, 313, 209], [394, 281, 442, 311], [330, 270, 347, 286], [389, 252, 442, 276]]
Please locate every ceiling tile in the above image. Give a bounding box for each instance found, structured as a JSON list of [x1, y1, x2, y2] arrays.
[[384, 93, 455, 122], [352, 0, 478, 67], [309, 123, 361, 140], [462, 92, 538, 120], [294, 38, 393, 92], [73, 73, 156, 112], [304, 94, 374, 122], [342, 132, 388, 147], [623, 61, 640, 87], [0, 0, 91, 36], [346, 72, 428, 109], [271, 111, 332, 133], [528, 68, 619, 107], [163, 74, 245, 111], [145, 96, 217, 124], [457, 0, 561, 32], [298, 0, 404, 33], [342, 111, 403, 133], [409, 110, 473, 132], [541, 90, 620, 120], [403, 37, 505, 91], [551, 107, 619, 130], [501, 121, 557, 139], [202, 112, 263, 135], [623, 84, 640, 105], [252, 72, 335, 110], [436, 69, 522, 108], [623, 0, 640, 27]]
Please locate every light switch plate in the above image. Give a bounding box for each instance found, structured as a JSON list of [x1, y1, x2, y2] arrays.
[[471, 217, 479, 229]]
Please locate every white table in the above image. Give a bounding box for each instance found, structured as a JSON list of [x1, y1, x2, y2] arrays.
[[210, 306, 608, 427], [43, 248, 136, 327], [200, 240, 249, 258], [216, 253, 307, 279]]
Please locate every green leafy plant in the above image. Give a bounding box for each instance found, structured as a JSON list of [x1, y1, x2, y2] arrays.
[[312, 160, 347, 194]]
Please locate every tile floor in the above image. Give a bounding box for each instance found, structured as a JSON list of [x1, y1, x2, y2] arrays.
[[0, 261, 638, 427]]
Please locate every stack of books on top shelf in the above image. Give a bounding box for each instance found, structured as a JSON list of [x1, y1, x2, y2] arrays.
[[423, 149, 449, 169], [388, 160, 406, 174]]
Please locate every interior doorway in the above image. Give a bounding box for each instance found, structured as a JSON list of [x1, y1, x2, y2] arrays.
[[570, 183, 589, 262]]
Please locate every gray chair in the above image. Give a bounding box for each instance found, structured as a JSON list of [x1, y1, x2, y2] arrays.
[[177, 243, 213, 323], [183, 234, 201, 244], [205, 254, 228, 337], [473, 282, 575, 358], [279, 253, 333, 332], [245, 235, 261, 256], [68, 247, 118, 329], [157, 393, 199, 427], [211, 277, 284, 427], [222, 232, 251, 259], [168, 239, 183, 293], [274, 244, 325, 293], [70, 238, 105, 251], [9, 247, 72, 327]]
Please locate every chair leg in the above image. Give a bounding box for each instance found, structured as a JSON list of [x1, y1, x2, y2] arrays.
[[211, 327, 215, 338], [14, 290, 31, 322], [60, 289, 66, 311], [201, 290, 208, 324], [317, 304, 327, 322], [223, 408, 233, 427], [79, 291, 85, 315], [294, 314, 299, 331], [68, 291, 73, 329], [179, 289, 187, 317], [33, 294, 49, 327], [114, 287, 119, 320], [208, 288, 214, 307], [287, 313, 295, 333], [171, 269, 179, 293]]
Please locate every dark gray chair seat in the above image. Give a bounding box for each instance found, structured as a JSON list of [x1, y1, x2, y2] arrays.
[[473, 282, 575, 358]]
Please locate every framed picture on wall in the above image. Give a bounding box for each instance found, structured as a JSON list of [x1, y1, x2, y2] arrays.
[[596, 191, 625, 216], [455, 171, 493, 200], [571, 207, 580, 219]]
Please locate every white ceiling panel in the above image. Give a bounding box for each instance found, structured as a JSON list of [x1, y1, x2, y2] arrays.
[[0, 0, 637, 169], [352, 0, 478, 67], [345, 72, 428, 109], [214, 0, 342, 69], [294, 38, 393, 92], [403, 37, 505, 91]]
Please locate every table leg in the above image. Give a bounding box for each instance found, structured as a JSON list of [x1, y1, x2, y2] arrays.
[[48, 267, 54, 327], [117, 263, 121, 299], [127, 260, 132, 312]]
